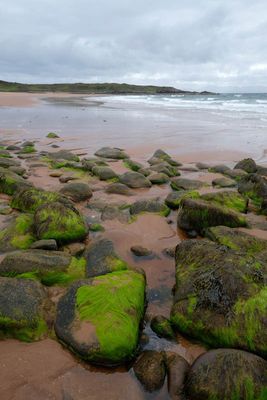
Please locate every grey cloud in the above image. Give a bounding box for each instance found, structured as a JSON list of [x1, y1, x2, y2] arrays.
[[0, 0, 267, 91]]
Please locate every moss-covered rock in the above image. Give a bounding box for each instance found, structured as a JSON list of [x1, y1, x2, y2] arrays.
[[235, 158, 257, 173], [119, 172, 152, 188], [0, 277, 50, 341], [0, 149, 12, 158], [11, 187, 72, 213], [185, 349, 267, 400], [0, 214, 35, 252], [171, 178, 203, 191], [55, 270, 146, 365], [47, 150, 79, 162], [165, 190, 200, 210], [92, 166, 118, 181], [150, 315, 175, 340], [130, 198, 170, 217], [238, 173, 267, 210], [212, 177, 236, 188], [133, 351, 166, 392], [150, 149, 182, 167], [85, 238, 128, 278], [171, 239, 267, 356], [46, 132, 59, 138], [209, 164, 231, 174], [149, 173, 169, 184], [95, 147, 128, 159], [123, 159, 144, 172], [34, 202, 88, 244], [150, 162, 180, 177], [0, 249, 86, 286], [105, 182, 133, 196], [201, 190, 248, 213], [0, 157, 20, 168], [205, 225, 267, 254], [0, 167, 31, 195], [177, 198, 247, 234]]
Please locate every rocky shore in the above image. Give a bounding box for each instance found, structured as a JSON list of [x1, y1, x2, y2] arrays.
[[0, 135, 267, 399]]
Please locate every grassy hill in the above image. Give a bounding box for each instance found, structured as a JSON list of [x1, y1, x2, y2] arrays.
[[0, 80, 212, 95]]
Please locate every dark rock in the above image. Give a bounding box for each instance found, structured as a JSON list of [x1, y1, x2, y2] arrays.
[[162, 247, 176, 258], [238, 173, 267, 211], [61, 242, 86, 256], [201, 190, 248, 213], [165, 352, 190, 400], [30, 239, 58, 251], [6, 145, 20, 151], [101, 205, 130, 223], [105, 182, 133, 196], [119, 172, 152, 188], [212, 177, 236, 188], [133, 351, 166, 392], [48, 150, 79, 162], [224, 168, 247, 179], [150, 162, 180, 177], [171, 178, 203, 191], [0, 149, 12, 158], [138, 167, 152, 177], [124, 159, 144, 171], [84, 238, 128, 278], [59, 175, 77, 183], [130, 198, 170, 216], [165, 191, 199, 210], [21, 141, 34, 148], [55, 270, 146, 366], [149, 173, 169, 184], [0, 167, 31, 195], [151, 149, 182, 167], [46, 132, 59, 138], [196, 162, 210, 170], [95, 147, 128, 159], [177, 198, 247, 234], [0, 157, 20, 168], [235, 158, 257, 173], [92, 166, 117, 181], [185, 349, 267, 400], [209, 164, 230, 174], [171, 239, 267, 355], [59, 182, 93, 202], [150, 315, 175, 340], [131, 245, 152, 257], [9, 166, 26, 176]]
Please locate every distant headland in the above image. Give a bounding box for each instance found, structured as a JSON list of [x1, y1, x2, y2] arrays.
[[0, 80, 215, 95]]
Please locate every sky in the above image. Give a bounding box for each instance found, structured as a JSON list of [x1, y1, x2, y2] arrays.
[[0, 0, 267, 92]]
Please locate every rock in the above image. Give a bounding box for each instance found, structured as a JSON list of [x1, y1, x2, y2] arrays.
[[0, 249, 85, 285], [256, 165, 267, 176], [88, 223, 105, 232], [46, 132, 59, 138], [0, 167, 31, 195], [209, 164, 230, 174], [212, 177, 236, 188], [0, 149, 12, 158], [0, 214, 35, 252], [105, 182, 133, 195], [17, 144, 36, 154], [6, 145, 20, 151], [55, 270, 146, 366], [151, 149, 182, 167], [162, 247, 176, 258], [149, 173, 169, 184], [34, 202, 88, 244], [62, 242, 86, 257], [205, 225, 267, 254], [49, 171, 63, 177], [224, 168, 247, 179], [0, 204, 12, 215], [95, 147, 128, 159], [119, 172, 152, 188], [9, 166, 26, 176], [124, 159, 144, 171], [238, 173, 267, 210], [177, 198, 247, 234], [92, 166, 118, 181], [0, 277, 50, 341], [165, 191, 199, 210], [150, 315, 175, 340], [130, 198, 170, 216], [150, 162, 180, 177], [201, 190, 248, 213], [0, 157, 20, 168], [81, 158, 108, 172], [84, 238, 128, 278], [179, 165, 198, 172], [21, 141, 34, 148], [138, 167, 152, 177], [185, 349, 267, 400], [59, 175, 77, 183], [30, 239, 58, 251], [101, 205, 130, 223], [48, 150, 79, 162], [196, 162, 210, 170], [133, 351, 166, 392], [171, 239, 267, 355], [131, 245, 152, 257], [165, 352, 190, 400], [171, 178, 203, 191], [59, 182, 93, 202], [235, 158, 257, 173], [11, 187, 73, 213]]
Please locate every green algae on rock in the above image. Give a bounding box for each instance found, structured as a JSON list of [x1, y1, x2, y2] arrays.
[[150, 315, 175, 340], [185, 349, 267, 400], [165, 190, 200, 210], [34, 202, 88, 244], [0, 166, 31, 195], [55, 270, 146, 366], [0, 213, 35, 252], [201, 190, 248, 213], [177, 198, 247, 234], [46, 132, 59, 138], [130, 198, 170, 217], [171, 239, 267, 356], [0, 249, 86, 286], [0, 277, 50, 341]]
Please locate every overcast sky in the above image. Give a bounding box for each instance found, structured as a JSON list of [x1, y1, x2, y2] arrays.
[[0, 0, 267, 92]]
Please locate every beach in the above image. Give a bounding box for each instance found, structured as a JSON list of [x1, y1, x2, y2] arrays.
[[0, 92, 267, 399]]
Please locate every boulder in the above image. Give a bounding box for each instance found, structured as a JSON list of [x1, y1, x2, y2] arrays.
[[30, 239, 58, 251], [149, 173, 169, 184], [34, 202, 88, 244], [105, 182, 133, 196], [101, 205, 130, 223], [171, 239, 267, 356], [47, 150, 79, 162], [185, 349, 267, 400], [95, 147, 128, 159], [150, 315, 175, 340], [0, 214, 35, 252], [0, 249, 86, 286], [0, 149, 12, 158], [201, 191, 248, 213], [130, 198, 170, 216], [165, 191, 199, 210], [171, 178, 203, 191], [131, 245, 152, 257], [119, 172, 152, 188], [59, 182, 93, 202], [238, 173, 267, 210], [92, 166, 118, 181], [124, 159, 144, 171], [165, 352, 190, 400], [150, 162, 180, 177], [0, 158, 20, 168], [209, 164, 230, 174], [196, 162, 210, 170], [0, 167, 31, 195], [55, 270, 146, 365], [133, 351, 166, 392], [151, 149, 182, 167], [84, 238, 128, 278], [224, 168, 247, 180], [212, 177, 236, 188], [177, 198, 247, 234], [0, 277, 50, 341], [235, 158, 257, 173], [46, 132, 59, 138]]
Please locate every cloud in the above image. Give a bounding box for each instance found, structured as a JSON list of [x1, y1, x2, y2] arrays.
[[0, 0, 267, 91]]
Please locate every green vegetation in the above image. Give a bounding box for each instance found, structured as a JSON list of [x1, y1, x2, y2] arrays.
[[0, 316, 48, 342], [0, 213, 35, 250]]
